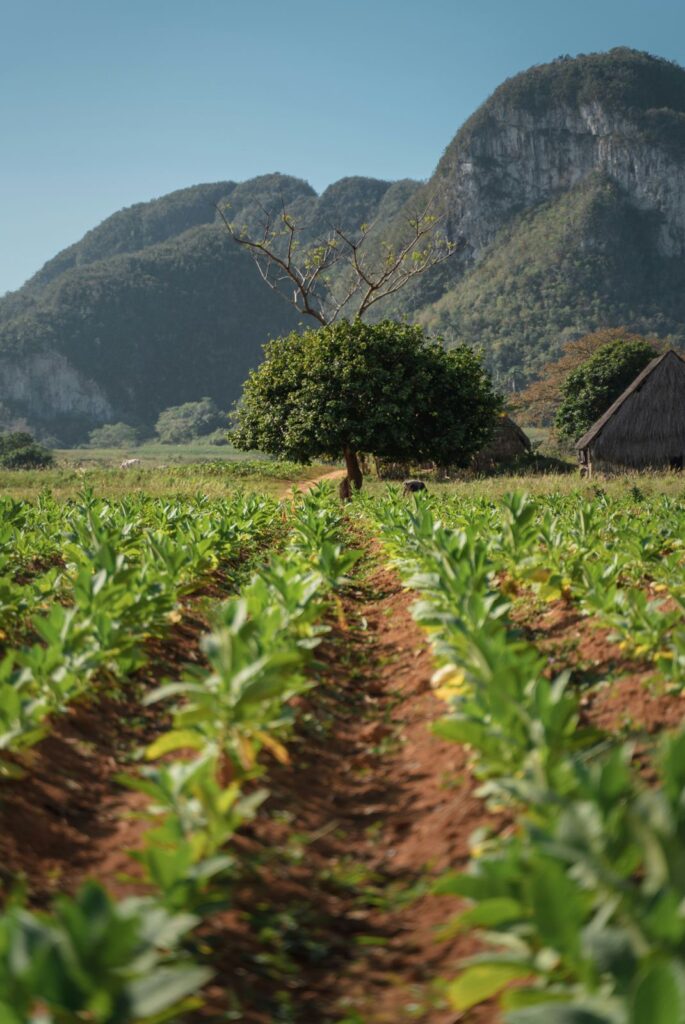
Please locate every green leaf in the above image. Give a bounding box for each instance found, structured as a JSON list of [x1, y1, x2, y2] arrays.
[[507, 1003, 622, 1023], [447, 962, 531, 1011], [128, 964, 212, 1018], [528, 860, 584, 959], [0, 1002, 25, 1024], [439, 897, 525, 939], [138, 996, 205, 1023], [503, 988, 574, 1010], [146, 729, 205, 760], [630, 960, 685, 1024]]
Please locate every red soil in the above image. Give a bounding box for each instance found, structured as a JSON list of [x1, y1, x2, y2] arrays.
[[511, 596, 685, 739], [0, 608, 206, 904], [194, 561, 504, 1024], [22, 519, 685, 1022]]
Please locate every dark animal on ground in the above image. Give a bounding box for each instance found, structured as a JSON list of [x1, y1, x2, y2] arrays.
[[403, 479, 427, 495]]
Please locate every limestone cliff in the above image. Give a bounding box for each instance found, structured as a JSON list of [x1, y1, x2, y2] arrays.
[[0, 352, 113, 437], [431, 48, 685, 259], [399, 48, 685, 383]]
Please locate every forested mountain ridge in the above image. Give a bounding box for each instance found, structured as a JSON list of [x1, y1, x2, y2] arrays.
[[4, 47, 685, 439], [413, 171, 685, 386], [0, 175, 415, 441], [0, 182, 239, 326], [389, 48, 685, 386]]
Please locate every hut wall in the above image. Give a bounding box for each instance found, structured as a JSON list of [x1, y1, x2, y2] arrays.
[[471, 415, 531, 472], [588, 355, 685, 468]]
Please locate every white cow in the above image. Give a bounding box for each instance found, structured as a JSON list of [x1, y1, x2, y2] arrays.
[[120, 458, 141, 469]]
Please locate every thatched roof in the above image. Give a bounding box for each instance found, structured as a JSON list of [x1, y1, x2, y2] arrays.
[[374, 415, 531, 479], [472, 414, 531, 469], [575, 350, 685, 466]]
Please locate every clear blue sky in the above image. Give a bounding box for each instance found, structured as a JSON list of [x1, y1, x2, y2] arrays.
[[2, 0, 685, 296]]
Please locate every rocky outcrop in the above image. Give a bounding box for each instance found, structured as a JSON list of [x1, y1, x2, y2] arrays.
[[439, 101, 685, 260], [0, 352, 113, 425], [418, 49, 685, 267]]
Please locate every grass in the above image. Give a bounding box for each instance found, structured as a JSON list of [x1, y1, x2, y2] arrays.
[[521, 425, 552, 448], [56, 440, 261, 468], [359, 469, 685, 500], [5, 437, 685, 503], [0, 451, 336, 500]]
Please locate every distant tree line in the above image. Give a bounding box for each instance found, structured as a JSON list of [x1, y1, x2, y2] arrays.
[[87, 398, 229, 448]]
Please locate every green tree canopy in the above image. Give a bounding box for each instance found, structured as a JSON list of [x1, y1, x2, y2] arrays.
[[155, 398, 226, 444], [0, 432, 54, 469], [88, 422, 140, 448], [555, 337, 658, 442], [230, 319, 500, 486]]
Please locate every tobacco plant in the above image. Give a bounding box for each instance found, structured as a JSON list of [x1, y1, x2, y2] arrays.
[[362, 488, 685, 1021]]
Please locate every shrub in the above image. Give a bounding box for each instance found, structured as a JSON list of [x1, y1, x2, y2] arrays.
[[230, 319, 501, 486], [205, 428, 230, 446], [156, 398, 226, 444], [88, 422, 141, 447], [0, 432, 54, 469]]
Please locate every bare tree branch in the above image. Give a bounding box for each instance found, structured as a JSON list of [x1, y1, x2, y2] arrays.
[[217, 189, 460, 326]]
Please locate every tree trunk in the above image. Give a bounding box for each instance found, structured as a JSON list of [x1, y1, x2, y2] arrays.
[[343, 446, 363, 490]]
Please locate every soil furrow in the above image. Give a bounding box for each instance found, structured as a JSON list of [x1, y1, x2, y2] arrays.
[[197, 549, 501, 1023]]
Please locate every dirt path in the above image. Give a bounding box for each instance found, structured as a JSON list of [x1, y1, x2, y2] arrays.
[[198, 542, 501, 1023], [280, 467, 346, 497]]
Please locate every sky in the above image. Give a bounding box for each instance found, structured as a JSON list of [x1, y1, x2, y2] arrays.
[[2, 0, 685, 296]]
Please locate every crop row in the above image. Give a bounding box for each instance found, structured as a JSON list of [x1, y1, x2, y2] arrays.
[[427, 489, 685, 682], [0, 489, 281, 757], [0, 486, 359, 1023], [363, 490, 685, 1024]]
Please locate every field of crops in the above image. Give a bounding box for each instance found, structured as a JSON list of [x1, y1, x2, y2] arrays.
[[1, 474, 685, 1023], [362, 486, 685, 1023]]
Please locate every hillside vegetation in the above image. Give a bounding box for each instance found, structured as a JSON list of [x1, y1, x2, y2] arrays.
[[5, 48, 685, 437], [415, 174, 685, 384], [0, 175, 420, 442]]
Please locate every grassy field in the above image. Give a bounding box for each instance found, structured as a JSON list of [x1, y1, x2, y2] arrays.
[[0, 453, 335, 500], [1, 433, 683, 504], [362, 467, 685, 500], [55, 439, 263, 467]]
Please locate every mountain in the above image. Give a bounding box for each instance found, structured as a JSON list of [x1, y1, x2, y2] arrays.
[[3, 47, 685, 439], [398, 47, 685, 385], [0, 175, 418, 442], [413, 171, 685, 385]]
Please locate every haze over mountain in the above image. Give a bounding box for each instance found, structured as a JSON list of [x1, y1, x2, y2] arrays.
[[2, 47, 685, 441]]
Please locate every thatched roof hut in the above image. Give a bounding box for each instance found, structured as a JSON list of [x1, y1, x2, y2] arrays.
[[374, 414, 531, 479], [471, 414, 531, 472], [576, 350, 685, 474]]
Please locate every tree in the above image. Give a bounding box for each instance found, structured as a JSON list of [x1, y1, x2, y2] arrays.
[[512, 328, 659, 426], [88, 422, 141, 447], [0, 432, 54, 469], [555, 337, 658, 442], [217, 190, 458, 326], [230, 320, 500, 487], [155, 398, 226, 444]]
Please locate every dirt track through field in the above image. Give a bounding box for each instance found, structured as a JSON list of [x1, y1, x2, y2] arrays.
[[280, 467, 347, 498], [196, 539, 501, 1024]]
